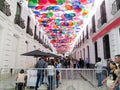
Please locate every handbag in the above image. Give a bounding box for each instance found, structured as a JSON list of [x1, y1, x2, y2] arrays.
[[106, 79, 114, 87]]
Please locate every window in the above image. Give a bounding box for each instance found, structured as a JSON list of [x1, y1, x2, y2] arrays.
[[43, 35, 44, 41], [82, 31, 84, 43], [111, 0, 120, 15], [86, 25, 89, 39], [80, 50, 82, 58], [34, 25, 36, 37], [34, 25, 38, 40], [14, 3, 25, 29], [92, 15, 96, 33], [103, 34, 111, 59], [87, 46, 90, 60], [79, 36, 81, 46], [26, 16, 33, 36], [100, 1, 107, 25], [116, 0, 120, 10], [16, 3, 21, 16], [0, 0, 11, 16], [39, 31, 41, 41], [83, 48, 85, 60], [39, 31, 43, 44]]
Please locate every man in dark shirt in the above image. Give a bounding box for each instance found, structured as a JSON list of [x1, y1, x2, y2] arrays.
[[35, 57, 46, 90]]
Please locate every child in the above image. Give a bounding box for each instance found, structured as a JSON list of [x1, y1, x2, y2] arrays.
[[16, 69, 26, 90]]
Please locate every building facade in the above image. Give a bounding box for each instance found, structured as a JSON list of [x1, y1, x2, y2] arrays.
[[0, 0, 56, 69], [71, 0, 120, 67]]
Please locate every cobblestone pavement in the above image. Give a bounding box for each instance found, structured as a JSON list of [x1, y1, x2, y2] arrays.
[[0, 75, 97, 90]]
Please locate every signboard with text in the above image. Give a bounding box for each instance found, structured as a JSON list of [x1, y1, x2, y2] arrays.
[[27, 69, 37, 86]]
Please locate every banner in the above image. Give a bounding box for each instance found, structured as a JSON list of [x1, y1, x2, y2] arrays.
[[27, 70, 37, 86]]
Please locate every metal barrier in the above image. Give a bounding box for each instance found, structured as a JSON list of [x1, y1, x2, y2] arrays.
[[0, 68, 108, 90]]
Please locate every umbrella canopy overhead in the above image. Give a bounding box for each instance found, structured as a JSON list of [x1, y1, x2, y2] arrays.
[[21, 49, 59, 57], [27, 0, 95, 53], [21, 50, 48, 57]]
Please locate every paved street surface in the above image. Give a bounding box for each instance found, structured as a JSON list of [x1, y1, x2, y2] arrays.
[[0, 75, 97, 90], [0, 70, 107, 90]]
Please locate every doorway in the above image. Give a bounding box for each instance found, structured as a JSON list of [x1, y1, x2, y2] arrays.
[[103, 34, 111, 59], [94, 42, 98, 62]]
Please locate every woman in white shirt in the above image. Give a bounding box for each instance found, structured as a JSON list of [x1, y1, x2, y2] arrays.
[[16, 69, 26, 90], [47, 62, 55, 90]]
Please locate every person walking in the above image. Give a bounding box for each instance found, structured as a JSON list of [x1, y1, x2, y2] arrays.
[[47, 62, 55, 90], [114, 54, 120, 89], [35, 57, 47, 90], [54, 60, 60, 88], [73, 59, 76, 68], [95, 57, 103, 87], [102, 61, 119, 90]]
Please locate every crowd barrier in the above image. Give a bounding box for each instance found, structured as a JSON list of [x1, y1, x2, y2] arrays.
[[0, 68, 108, 90]]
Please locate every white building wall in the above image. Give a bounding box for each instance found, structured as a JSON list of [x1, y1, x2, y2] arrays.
[[72, 0, 120, 67], [0, 0, 54, 69]]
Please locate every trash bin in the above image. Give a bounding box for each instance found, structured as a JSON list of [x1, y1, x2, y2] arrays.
[[38, 84, 47, 90]]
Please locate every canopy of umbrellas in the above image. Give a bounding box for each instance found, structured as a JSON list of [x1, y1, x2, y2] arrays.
[[28, 0, 95, 53]]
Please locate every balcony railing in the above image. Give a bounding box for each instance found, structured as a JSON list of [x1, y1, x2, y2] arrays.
[[111, 1, 118, 15], [26, 27, 33, 36], [97, 15, 107, 28], [39, 38, 44, 44], [34, 35, 39, 41], [101, 16, 107, 25], [44, 44, 48, 48], [97, 17, 102, 28], [0, 0, 11, 16], [14, 15, 25, 29]]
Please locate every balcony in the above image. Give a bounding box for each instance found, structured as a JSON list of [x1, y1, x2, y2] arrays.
[[44, 44, 48, 48], [26, 27, 33, 36], [14, 15, 25, 29], [111, 1, 118, 15], [34, 35, 39, 41], [39, 38, 44, 44], [97, 16, 107, 28], [97, 17, 102, 28], [101, 16, 107, 25], [0, 0, 11, 16]]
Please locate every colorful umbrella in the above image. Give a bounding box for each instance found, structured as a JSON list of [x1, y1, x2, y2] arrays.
[[28, 0, 95, 53]]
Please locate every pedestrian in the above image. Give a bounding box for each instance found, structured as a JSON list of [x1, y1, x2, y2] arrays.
[[73, 59, 76, 68], [16, 69, 26, 90], [114, 55, 120, 69], [60, 57, 65, 68], [81, 58, 84, 68], [35, 57, 47, 90], [10, 68, 13, 76], [114, 54, 120, 89], [55, 60, 61, 88], [95, 57, 103, 87], [106, 58, 112, 75], [47, 62, 55, 90], [102, 61, 119, 90]]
